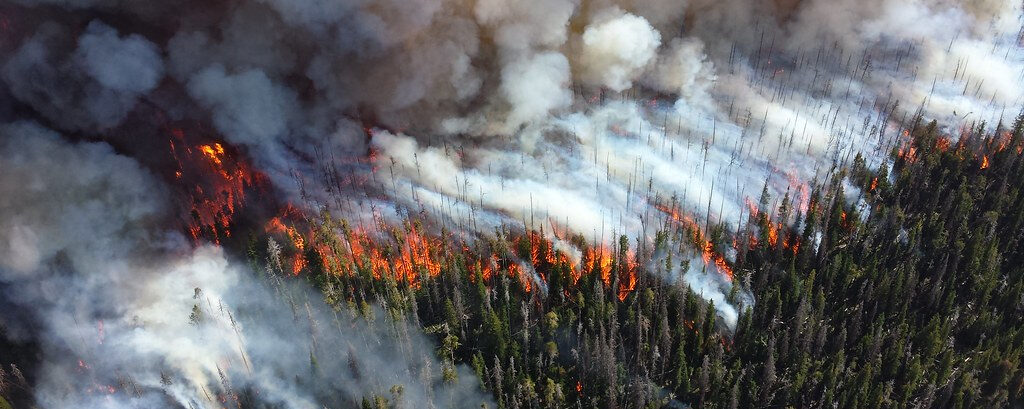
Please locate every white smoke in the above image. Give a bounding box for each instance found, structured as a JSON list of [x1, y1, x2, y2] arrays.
[[578, 8, 662, 92], [646, 37, 717, 108], [501, 52, 574, 132], [1, 0, 1023, 398], [352, 0, 1024, 329], [0, 122, 493, 408], [3, 21, 164, 131], [186, 64, 300, 175]]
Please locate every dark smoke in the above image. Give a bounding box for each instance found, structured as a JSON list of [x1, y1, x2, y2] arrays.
[[0, 0, 1021, 407]]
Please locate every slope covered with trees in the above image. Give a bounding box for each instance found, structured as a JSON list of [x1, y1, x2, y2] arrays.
[[211, 114, 1022, 409]]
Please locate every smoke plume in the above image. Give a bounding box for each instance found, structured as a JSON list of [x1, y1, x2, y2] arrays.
[[0, 0, 1022, 405], [0, 122, 493, 408]]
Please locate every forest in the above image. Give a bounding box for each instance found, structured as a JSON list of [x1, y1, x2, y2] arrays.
[[185, 113, 1024, 409], [3, 115, 1023, 409], [0, 0, 1021, 408]]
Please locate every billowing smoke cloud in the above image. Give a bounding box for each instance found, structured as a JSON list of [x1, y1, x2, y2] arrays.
[[0, 122, 493, 408], [578, 8, 661, 91], [646, 37, 716, 107], [500, 52, 574, 132], [3, 21, 163, 131], [1, 0, 1022, 402], [186, 64, 300, 173]]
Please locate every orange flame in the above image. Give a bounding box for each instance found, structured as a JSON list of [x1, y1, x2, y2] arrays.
[[264, 216, 309, 275], [654, 204, 734, 281], [529, 232, 542, 268], [767, 222, 780, 247], [199, 143, 225, 167], [274, 211, 633, 298], [339, 225, 443, 287], [898, 143, 918, 164], [745, 198, 760, 218], [584, 246, 614, 287], [784, 170, 811, 214], [169, 130, 258, 246], [617, 250, 638, 301], [508, 263, 533, 293], [482, 255, 497, 282], [995, 131, 1011, 153]]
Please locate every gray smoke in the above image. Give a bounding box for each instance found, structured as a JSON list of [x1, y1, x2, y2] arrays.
[[3, 21, 163, 131], [1, 0, 1022, 403], [0, 122, 493, 408]]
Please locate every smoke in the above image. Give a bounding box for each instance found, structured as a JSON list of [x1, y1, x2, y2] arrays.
[[0, 122, 493, 408], [646, 37, 716, 108], [578, 8, 661, 92], [186, 64, 300, 174], [1, 0, 1023, 402], [355, 0, 1023, 328], [3, 21, 164, 131], [500, 52, 574, 132]]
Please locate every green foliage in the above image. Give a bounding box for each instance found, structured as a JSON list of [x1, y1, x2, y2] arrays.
[[242, 114, 1024, 409]]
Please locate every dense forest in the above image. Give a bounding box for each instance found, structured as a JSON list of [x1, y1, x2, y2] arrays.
[[207, 114, 1024, 409], [2, 0, 1022, 407], [4, 115, 1024, 409]]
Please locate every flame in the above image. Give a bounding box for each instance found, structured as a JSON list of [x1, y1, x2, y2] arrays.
[[584, 246, 614, 287], [265, 217, 288, 234], [617, 250, 638, 301], [795, 184, 810, 214], [169, 129, 259, 245], [654, 203, 734, 281], [745, 198, 760, 218], [981, 155, 990, 169], [199, 143, 225, 167], [529, 231, 542, 269], [745, 194, 802, 256], [269, 208, 631, 298], [787, 238, 800, 255], [291, 256, 307, 275], [767, 222, 780, 247], [546, 221, 582, 283], [347, 232, 390, 280], [264, 216, 309, 275], [341, 225, 442, 287], [869, 177, 878, 192], [85, 384, 117, 395], [995, 131, 1011, 153], [508, 263, 533, 293], [898, 144, 917, 163], [482, 255, 497, 282], [392, 225, 442, 283]]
